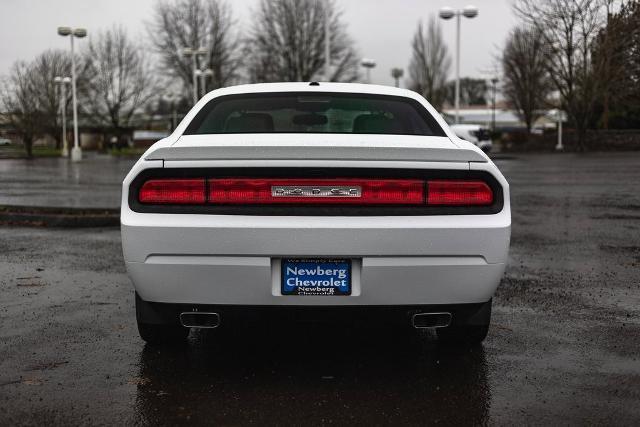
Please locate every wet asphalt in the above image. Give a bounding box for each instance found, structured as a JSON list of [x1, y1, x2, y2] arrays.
[[0, 154, 135, 209], [1, 152, 639, 425]]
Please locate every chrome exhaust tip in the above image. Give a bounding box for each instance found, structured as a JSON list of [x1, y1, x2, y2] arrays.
[[412, 312, 452, 329], [179, 312, 220, 329]]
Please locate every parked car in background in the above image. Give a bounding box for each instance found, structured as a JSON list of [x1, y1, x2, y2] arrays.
[[0, 137, 12, 146], [449, 124, 492, 153], [121, 83, 510, 348]]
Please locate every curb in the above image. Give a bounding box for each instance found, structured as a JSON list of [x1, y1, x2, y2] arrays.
[[0, 205, 119, 228]]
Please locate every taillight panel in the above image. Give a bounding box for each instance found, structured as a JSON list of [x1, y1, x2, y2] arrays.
[[427, 180, 493, 206], [139, 179, 206, 204], [130, 168, 503, 216], [208, 178, 426, 205]]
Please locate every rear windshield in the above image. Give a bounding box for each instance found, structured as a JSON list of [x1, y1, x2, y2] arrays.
[[184, 92, 446, 136]]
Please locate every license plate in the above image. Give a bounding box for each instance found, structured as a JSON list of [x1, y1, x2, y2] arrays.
[[281, 258, 351, 296]]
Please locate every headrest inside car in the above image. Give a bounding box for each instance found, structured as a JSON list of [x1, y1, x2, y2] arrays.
[[352, 114, 403, 134], [225, 113, 275, 132]]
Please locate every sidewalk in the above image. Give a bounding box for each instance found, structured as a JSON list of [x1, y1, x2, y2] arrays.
[[0, 154, 137, 209]]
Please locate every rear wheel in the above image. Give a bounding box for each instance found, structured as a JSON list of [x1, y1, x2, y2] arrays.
[[137, 322, 189, 346], [436, 324, 489, 346], [436, 299, 492, 346], [135, 292, 189, 345]]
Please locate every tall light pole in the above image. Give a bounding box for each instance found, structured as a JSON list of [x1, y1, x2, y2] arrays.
[[195, 69, 214, 98], [491, 77, 498, 133], [164, 94, 178, 131], [361, 58, 376, 84], [58, 26, 87, 162], [324, 3, 331, 81], [439, 5, 478, 124], [391, 68, 404, 88], [54, 76, 71, 157], [183, 47, 208, 105]]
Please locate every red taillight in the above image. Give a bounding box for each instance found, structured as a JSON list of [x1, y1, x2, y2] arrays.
[[137, 177, 494, 207], [208, 178, 425, 205], [427, 180, 493, 206], [139, 179, 206, 204]]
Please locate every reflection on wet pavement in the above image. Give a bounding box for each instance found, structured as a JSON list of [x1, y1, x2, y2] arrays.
[[134, 324, 489, 425]]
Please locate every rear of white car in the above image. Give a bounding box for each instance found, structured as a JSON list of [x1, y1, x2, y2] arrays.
[[121, 83, 510, 346]]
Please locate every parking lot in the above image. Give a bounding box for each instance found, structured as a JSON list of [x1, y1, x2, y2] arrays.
[[1, 152, 639, 424]]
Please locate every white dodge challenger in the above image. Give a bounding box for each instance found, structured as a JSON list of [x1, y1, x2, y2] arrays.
[[121, 82, 510, 346]]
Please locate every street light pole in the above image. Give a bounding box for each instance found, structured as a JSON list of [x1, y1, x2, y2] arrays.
[[324, 3, 331, 81], [361, 58, 376, 84], [183, 47, 209, 105], [439, 5, 478, 124], [196, 69, 214, 97], [491, 77, 498, 133], [391, 68, 404, 88], [58, 26, 87, 162], [54, 76, 71, 157]]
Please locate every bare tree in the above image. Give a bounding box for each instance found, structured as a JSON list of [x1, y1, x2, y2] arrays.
[[148, 0, 242, 96], [30, 50, 72, 149], [0, 51, 73, 156], [408, 17, 451, 110], [0, 62, 43, 157], [82, 26, 157, 135], [502, 26, 553, 133], [514, 0, 606, 149], [593, 0, 638, 128], [245, 0, 360, 83], [445, 78, 488, 106]]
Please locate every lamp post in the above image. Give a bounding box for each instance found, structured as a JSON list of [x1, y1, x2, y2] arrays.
[[490, 77, 498, 133], [391, 68, 404, 88], [183, 47, 208, 105], [58, 26, 87, 162], [439, 5, 478, 124], [361, 58, 376, 84], [54, 76, 71, 157], [195, 69, 214, 98], [168, 95, 178, 131], [324, 2, 331, 81]]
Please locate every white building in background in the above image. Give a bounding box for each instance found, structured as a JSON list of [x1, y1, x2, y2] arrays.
[[441, 107, 558, 132]]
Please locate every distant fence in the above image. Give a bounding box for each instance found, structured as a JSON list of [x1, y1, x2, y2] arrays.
[[500, 129, 640, 152]]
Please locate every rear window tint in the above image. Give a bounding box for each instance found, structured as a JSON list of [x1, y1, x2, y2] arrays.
[[184, 92, 446, 136]]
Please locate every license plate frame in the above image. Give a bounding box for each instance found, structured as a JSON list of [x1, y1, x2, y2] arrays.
[[281, 258, 352, 296]]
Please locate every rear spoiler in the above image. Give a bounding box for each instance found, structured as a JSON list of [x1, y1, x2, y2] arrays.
[[144, 135, 488, 163]]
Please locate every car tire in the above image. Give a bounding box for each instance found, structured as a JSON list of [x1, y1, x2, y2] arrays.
[[436, 324, 489, 346], [137, 321, 189, 345], [436, 299, 491, 346], [135, 292, 189, 345]]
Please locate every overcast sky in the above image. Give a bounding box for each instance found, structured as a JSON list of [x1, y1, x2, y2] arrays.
[[0, 0, 517, 86]]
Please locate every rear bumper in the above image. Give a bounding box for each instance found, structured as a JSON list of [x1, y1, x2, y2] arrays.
[[122, 213, 509, 306], [125, 256, 505, 305]]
